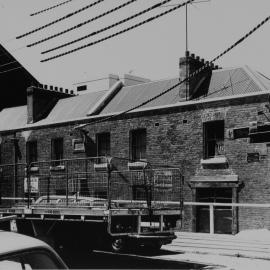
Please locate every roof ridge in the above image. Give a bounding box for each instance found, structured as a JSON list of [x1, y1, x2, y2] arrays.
[[242, 65, 269, 92]]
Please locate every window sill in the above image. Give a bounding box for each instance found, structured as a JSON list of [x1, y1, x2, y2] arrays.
[[94, 163, 110, 172], [50, 165, 65, 171], [128, 161, 147, 170], [201, 156, 228, 165], [30, 166, 39, 172]]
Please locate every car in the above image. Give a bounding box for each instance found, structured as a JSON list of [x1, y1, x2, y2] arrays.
[[0, 230, 68, 269]]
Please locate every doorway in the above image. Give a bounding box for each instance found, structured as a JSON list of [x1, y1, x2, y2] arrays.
[[196, 188, 232, 234]]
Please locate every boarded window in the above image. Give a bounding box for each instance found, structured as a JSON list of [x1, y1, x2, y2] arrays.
[[51, 138, 63, 165], [26, 141, 37, 165], [203, 121, 224, 159], [130, 129, 146, 161], [233, 127, 249, 139], [96, 133, 110, 157]]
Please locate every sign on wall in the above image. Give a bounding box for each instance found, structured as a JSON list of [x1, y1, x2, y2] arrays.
[[24, 177, 39, 193]]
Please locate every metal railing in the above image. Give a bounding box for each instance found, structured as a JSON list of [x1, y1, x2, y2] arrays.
[[0, 157, 183, 210]]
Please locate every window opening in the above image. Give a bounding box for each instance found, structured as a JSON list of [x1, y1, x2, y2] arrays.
[[203, 120, 224, 158], [130, 129, 146, 161], [51, 138, 63, 166], [96, 133, 110, 157], [26, 141, 37, 165]]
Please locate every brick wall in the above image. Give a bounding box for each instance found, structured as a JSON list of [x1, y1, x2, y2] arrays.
[[1, 94, 270, 232]]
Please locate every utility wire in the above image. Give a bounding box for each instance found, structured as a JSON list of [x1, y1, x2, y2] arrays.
[[0, 60, 18, 68], [74, 15, 270, 128], [16, 0, 105, 39], [0, 66, 23, 75], [41, 0, 194, 61], [41, 0, 177, 54], [28, 0, 140, 47], [30, 0, 74, 17]]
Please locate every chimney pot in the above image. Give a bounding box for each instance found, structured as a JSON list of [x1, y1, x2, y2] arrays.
[[201, 58, 205, 64], [59, 88, 63, 92], [191, 53, 195, 59], [196, 56, 200, 61], [60, 87, 63, 92], [70, 90, 74, 95], [185, 50, 190, 57], [65, 89, 68, 94], [50, 85, 53, 90]]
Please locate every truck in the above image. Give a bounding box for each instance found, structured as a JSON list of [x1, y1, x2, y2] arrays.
[[0, 157, 183, 253]]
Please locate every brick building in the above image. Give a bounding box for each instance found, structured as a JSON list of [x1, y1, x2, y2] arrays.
[[0, 52, 270, 234]]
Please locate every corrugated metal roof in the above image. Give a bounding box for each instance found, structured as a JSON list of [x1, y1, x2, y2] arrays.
[[0, 106, 27, 131], [100, 67, 266, 114], [100, 78, 180, 114], [202, 67, 263, 99], [0, 66, 268, 132], [37, 90, 106, 125]]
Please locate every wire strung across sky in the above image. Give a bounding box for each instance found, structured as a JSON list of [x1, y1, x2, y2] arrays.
[[40, 0, 177, 54], [41, 0, 195, 61], [16, 0, 105, 39], [30, 0, 74, 17], [74, 15, 270, 129], [0, 66, 23, 75], [0, 60, 18, 68], [27, 0, 140, 47]]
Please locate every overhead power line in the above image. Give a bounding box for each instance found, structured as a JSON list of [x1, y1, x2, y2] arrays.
[[16, 0, 105, 39], [74, 14, 270, 128], [30, 0, 74, 17], [41, 0, 194, 61], [41, 0, 176, 54], [0, 66, 23, 75], [0, 60, 18, 68], [28, 0, 140, 47]]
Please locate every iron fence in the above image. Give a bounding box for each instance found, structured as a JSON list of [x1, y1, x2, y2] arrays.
[[0, 157, 183, 210]]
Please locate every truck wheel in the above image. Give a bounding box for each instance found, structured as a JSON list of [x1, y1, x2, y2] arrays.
[[111, 238, 126, 252]]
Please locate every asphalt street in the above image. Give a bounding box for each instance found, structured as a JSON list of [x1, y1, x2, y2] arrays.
[[60, 249, 210, 269]]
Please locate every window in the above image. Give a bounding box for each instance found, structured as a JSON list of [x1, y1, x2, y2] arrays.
[[0, 249, 65, 269], [130, 129, 146, 161], [26, 141, 37, 165], [96, 133, 110, 156], [51, 138, 63, 165], [203, 121, 224, 159]]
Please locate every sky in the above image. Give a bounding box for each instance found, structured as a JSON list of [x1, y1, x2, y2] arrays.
[[0, 0, 269, 90]]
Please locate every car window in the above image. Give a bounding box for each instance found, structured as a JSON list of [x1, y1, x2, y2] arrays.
[[0, 249, 65, 269], [0, 259, 24, 270]]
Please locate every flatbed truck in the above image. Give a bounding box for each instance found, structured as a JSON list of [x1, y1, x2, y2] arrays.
[[0, 157, 183, 252]]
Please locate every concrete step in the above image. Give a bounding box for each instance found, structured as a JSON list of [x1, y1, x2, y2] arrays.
[[164, 232, 270, 260]]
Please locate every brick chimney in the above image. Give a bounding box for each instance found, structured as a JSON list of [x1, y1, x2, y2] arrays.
[[179, 51, 215, 100], [27, 85, 75, 124]]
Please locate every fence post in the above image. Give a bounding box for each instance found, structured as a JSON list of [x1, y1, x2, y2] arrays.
[[47, 176, 50, 203], [27, 165, 31, 208], [66, 161, 69, 207], [209, 204, 214, 234]]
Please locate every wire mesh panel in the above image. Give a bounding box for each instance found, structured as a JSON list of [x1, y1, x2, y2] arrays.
[[0, 163, 27, 207], [0, 158, 183, 210], [109, 168, 182, 208]]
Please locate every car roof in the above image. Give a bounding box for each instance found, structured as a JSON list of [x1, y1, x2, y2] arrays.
[[0, 230, 50, 256]]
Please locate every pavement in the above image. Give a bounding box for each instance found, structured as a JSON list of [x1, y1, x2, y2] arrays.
[[159, 231, 270, 269]]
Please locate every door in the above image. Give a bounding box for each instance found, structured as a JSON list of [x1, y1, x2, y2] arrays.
[[196, 188, 232, 234]]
